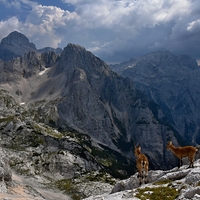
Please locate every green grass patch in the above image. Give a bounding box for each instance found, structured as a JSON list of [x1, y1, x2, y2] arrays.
[[153, 179, 173, 185], [84, 171, 116, 185], [136, 186, 180, 200], [32, 123, 63, 139], [54, 179, 85, 200], [0, 116, 15, 123]]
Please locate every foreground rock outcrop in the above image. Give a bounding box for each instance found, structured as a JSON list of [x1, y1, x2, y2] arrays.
[[84, 159, 200, 200], [0, 147, 12, 193], [0, 88, 116, 199]]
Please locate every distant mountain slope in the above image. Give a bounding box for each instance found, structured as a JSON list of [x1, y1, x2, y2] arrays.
[[110, 51, 200, 145], [0, 31, 62, 61], [38, 47, 62, 54], [0, 31, 36, 61]]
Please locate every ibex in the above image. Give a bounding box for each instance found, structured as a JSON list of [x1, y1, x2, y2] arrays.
[[134, 145, 149, 185], [166, 141, 198, 168]]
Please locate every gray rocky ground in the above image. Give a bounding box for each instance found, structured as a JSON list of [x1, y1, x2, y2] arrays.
[[0, 142, 199, 200], [84, 159, 200, 200], [0, 171, 72, 200]]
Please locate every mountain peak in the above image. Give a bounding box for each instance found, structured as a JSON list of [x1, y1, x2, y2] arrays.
[[1, 31, 36, 49], [53, 42, 111, 77], [2, 31, 26, 42], [62, 43, 86, 54], [0, 31, 36, 61]]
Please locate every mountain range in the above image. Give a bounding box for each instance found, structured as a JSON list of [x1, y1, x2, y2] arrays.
[[0, 31, 62, 61], [0, 31, 200, 199], [0, 31, 183, 172], [110, 51, 200, 145]]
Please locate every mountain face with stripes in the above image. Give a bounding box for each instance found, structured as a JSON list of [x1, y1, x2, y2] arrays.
[[110, 51, 200, 146]]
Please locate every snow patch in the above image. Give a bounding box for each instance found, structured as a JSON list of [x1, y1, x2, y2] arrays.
[[39, 68, 49, 76], [126, 64, 135, 69]]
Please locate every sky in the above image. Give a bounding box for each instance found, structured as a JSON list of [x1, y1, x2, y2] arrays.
[[0, 0, 200, 63]]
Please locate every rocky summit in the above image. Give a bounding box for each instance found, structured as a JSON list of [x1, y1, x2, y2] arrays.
[[0, 31, 199, 200], [0, 31, 62, 61], [0, 31, 37, 61]]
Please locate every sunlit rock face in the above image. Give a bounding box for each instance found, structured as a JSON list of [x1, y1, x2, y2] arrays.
[[84, 159, 200, 200]]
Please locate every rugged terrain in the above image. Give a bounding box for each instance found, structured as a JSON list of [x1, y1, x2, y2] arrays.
[[0, 31, 180, 172], [0, 89, 115, 199], [84, 158, 200, 200], [0, 31, 199, 199], [1, 139, 199, 200], [110, 51, 200, 146]]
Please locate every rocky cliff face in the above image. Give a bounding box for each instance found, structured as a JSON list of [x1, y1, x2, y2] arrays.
[[110, 51, 200, 146], [28, 44, 181, 170], [0, 40, 180, 171]]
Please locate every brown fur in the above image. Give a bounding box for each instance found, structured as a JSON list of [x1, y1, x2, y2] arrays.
[[134, 145, 149, 185], [166, 141, 198, 168]]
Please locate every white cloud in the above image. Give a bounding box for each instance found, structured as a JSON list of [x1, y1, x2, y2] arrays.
[[21, 4, 80, 48], [0, 0, 21, 9], [0, 0, 200, 62], [187, 19, 200, 32], [0, 0, 37, 9], [0, 17, 21, 39]]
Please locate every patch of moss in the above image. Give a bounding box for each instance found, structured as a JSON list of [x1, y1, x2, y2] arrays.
[[84, 171, 116, 185], [91, 144, 135, 179], [32, 123, 63, 139], [180, 185, 187, 190], [0, 116, 15, 123], [153, 179, 173, 185], [64, 131, 91, 145], [27, 133, 45, 147], [54, 179, 85, 200], [3, 142, 26, 151], [136, 186, 180, 200]]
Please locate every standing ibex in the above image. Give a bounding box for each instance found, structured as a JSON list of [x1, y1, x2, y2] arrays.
[[134, 145, 149, 185], [166, 141, 198, 168]]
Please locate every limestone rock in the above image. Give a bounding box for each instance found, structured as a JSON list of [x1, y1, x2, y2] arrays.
[[84, 159, 200, 200]]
